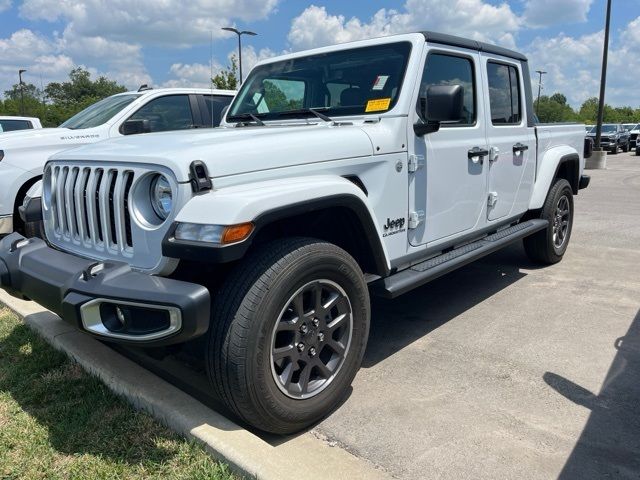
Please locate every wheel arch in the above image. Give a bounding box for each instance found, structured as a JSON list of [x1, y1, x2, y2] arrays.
[[529, 147, 580, 210], [165, 176, 391, 277], [12, 174, 42, 232]]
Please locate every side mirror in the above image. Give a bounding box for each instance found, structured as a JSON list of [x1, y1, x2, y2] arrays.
[[121, 119, 151, 135], [414, 84, 465, 136]]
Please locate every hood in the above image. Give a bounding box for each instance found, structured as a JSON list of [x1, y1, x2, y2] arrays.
[[0, 127, 107, 151], [52, 124, 375, 182]]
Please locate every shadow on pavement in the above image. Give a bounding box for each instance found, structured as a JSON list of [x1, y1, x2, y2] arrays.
[[544, 309, 640, 479], [363, 242, 529, 368]]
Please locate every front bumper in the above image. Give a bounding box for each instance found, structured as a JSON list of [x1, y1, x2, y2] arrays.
[[0, 233, 210, 346]]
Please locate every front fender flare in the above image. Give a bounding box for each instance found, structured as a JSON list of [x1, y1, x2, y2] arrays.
[[164, 175, 391, 275]]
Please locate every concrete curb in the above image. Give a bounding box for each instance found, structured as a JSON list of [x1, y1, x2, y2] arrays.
[[0, 290, 389, 480]]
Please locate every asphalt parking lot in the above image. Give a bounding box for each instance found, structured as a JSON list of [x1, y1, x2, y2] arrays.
[[125, 152, 640, 479]]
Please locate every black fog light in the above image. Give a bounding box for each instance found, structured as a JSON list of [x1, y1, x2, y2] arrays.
[[99, 303, 171, 335]]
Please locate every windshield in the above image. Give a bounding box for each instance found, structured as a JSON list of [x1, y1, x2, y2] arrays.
[[228, 42, 412, 121], [599, 124, 617, 133], [60, 94, 141, 129]]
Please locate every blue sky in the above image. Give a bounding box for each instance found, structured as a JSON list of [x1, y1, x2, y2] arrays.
[[1, 0, 638, 107]]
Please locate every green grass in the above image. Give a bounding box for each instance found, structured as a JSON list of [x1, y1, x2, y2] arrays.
[[0, 307, 238, 480]]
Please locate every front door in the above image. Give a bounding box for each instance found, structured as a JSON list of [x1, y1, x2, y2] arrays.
[[481, 57, 536, 221], [409, 48, 488, 247]]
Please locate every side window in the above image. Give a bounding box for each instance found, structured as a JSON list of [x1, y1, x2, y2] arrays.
[[0, 119, 33, 131], [200, 95, 233, 127], [129, 95, 193, 133], [487, 62, 521, 125], [420, 53, 476, 126]]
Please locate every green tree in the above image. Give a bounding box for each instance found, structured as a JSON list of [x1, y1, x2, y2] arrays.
[[535, 93, 578, 123], [2, 82, 46, 119], [45, 67, 125, 106], [41, 68, 126, 126], [212, 56, 239, 90]]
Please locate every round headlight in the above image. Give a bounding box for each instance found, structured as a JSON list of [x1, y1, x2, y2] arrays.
[[150, 174, 172, 220]]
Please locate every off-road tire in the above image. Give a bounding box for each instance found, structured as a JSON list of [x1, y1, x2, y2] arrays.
[[622, 141, 630, 153], [610, 144, 618, 154], [523, 178, 574, 264], [206, 237, 370, 434]]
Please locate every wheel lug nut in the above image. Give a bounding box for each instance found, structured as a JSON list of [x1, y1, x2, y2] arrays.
[[300, 324, 308, 334], [309, 347, 317, 357], [318, 332, 325, 342], [297, 343, 305, 352], [312, 318, 319, 327]]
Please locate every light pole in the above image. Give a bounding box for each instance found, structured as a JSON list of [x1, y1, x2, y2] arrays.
[[535, 70, 546, 116], [221, 27, 257, 84], [18, 69, 27, 115], [594, 0, 612, 151]]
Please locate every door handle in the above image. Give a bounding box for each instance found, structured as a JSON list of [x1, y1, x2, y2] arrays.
[[513, 143, 529, 154], [468, 147, 489, 164]]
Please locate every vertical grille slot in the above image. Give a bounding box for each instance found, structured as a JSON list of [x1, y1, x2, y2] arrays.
[[45, 164, 136, 258], [123, 172, 134, 248], [94, 169, 104, 243], [108, 170, 118, 245]]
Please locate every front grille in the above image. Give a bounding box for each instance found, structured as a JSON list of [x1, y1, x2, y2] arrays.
[[49, 165, 134, 252]]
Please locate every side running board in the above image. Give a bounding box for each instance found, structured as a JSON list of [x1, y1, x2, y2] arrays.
[[372, 219, 548, 298]]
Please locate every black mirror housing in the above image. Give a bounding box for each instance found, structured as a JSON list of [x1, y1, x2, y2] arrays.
[[121, 119, 151, 135], [414, 84, 465, 137]]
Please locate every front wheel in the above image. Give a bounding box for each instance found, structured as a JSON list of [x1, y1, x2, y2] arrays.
[[623, 141, 630, 153], [523, 178, 574, 264], [206, 237, 370, 434]]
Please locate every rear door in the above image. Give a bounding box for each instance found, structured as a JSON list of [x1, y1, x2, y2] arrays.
[[409, 48, 489, 246], [481, 57, 536, 221]]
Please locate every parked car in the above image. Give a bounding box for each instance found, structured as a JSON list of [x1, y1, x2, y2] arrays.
[[628, 123, 640, 148], [0, 87, 235, 236], [0, 31, 589, 434], [586, 124, 631, 154], [585, 125, 594, 134], [0, 116, 42, 132]]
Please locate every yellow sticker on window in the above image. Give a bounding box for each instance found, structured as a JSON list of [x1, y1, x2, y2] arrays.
[[365, 98, 391, 112]]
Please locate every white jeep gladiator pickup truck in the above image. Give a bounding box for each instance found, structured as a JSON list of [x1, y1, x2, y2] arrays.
[[0, 87, 235, 236], [0, 32, 590, 434]]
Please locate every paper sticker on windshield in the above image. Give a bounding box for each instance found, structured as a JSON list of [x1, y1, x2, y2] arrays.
[[365, 98, 391, 112], [372, 75, 389, 91]]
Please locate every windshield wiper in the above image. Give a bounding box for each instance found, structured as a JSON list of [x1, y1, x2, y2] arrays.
[[276, 108, 333, 123], [227, 112, 266, 126]]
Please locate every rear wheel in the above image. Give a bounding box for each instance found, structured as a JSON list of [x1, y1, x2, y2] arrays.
[[206, 237, 370, 434], [524, 178, 574, 264]]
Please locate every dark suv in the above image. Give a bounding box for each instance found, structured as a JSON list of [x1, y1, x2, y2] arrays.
[[587, 124, 631, 154]]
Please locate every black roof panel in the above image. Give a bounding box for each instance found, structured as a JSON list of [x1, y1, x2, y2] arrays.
[[421, 31, 527, 62]]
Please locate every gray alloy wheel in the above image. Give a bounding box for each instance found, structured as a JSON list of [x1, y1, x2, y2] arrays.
[[523, 178, 574, 264], [270, 279, 353, 400], [552, 195, 571, 249]]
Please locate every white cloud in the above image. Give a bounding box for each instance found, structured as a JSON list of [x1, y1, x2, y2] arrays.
[[20, 0, 280, 47], [163, 46, 277, 88], [525, 16, 640, 107], [287, 2, 521, 51], [235, 45, 278, 75], [523, 0, 593, 28], [164, 62, 223, 88]]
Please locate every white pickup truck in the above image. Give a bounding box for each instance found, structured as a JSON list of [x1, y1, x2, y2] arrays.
[[0, 32, 590, 434], [0, 87, 235, 236]]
